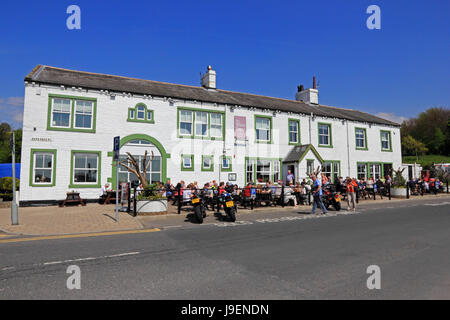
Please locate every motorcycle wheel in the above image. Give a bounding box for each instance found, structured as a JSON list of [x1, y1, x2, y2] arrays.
[[194, 206, 203, 223], [202, 205, 207, 218], [333, 202, 341, 211], [227, 207, 236, 222]]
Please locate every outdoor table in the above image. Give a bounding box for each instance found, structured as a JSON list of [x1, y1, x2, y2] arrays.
[[59, 192, 86, 207], [103, 190, 121, 205]]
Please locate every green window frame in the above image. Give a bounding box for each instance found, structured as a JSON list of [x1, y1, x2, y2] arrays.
[[288, 118, 301, 145], [29, 149, 57, 187], [201, 155, 214, 172], [355, 127, 368, 150], [318, 122, 333, 148], [177, 107, 225, 141], [47, 94, 97, 133], [322, 160, 341, 183], [220, 156, 232, 172], [181, 154, 194, 171], [380, 130, 392, 152], [69, 150, 102, 188], [254, 115, 273, 144], [245, 157, 282, 184], [127, 103, 155, 123], [357, 162, 393, 179]]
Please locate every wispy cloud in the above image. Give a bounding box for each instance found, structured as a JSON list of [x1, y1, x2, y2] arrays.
[[0, 96, 24, 128], [374, 112, 408, 125]]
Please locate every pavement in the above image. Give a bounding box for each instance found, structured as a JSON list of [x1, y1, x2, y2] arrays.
[[0, 193, 449, 237], [0, 196, 449, 299]]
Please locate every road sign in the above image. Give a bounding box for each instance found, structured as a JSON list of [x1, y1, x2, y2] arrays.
[[113, 136, 120, 161]]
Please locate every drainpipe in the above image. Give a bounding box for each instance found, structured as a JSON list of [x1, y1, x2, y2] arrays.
[[309, 114, 312, 144], [346, 120, 350, 177]]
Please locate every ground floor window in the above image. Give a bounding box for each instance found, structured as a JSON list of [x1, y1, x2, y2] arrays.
[[220, 156, 232, 172], [119, 154, 161, 185], [70, 151, 101, 187], [201, 155, 214, 172], [322, 161, 340, 183], [30, 149, 56, 186], [181, 154, 194, 171], [246, 158, 281, 184], [357, 163, 367, 180], [306, 159, 314, 175]]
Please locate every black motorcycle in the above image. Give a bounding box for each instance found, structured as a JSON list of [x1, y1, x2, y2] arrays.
[[219, 192, 236, 222], [191, 193, 206, 223], [322, 186, 342, 211]]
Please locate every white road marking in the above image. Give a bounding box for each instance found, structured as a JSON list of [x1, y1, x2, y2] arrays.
[[41, 251, 140, 266], [424, 202, 450, 206], [1, 266, 15, 271]]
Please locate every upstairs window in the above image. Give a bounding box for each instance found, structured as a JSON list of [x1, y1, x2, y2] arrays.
[[195, 111, 208, 137], [255, 116, 271, 143], [380, 130, 392, 151], [177, 108, 224, 140], [48, 95, 96, 133], [179, 110, 193, 135], [51, 98, 71, 127], [74, 100, 93, 129], [318, 123, 332, 147], [289, 119, 300, 144], [128, 103, 154, 123], [355, 128, 367, 150]]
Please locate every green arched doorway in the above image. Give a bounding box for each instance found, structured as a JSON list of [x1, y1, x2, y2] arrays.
[[109, 134, 170, 189]]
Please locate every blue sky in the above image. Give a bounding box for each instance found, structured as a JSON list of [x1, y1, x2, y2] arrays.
[[0, 0, 449, 128]]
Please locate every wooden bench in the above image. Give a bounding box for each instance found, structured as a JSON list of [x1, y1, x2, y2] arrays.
[[59, 192, 86, 207]]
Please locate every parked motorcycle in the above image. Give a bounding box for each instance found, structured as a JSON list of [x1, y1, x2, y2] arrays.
[[322, 187, 342, 211], [191, 193, 206, 223], [219, 192, 236, 222]]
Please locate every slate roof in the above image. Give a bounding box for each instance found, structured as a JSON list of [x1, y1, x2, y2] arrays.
[[25, 65, 400, 127]]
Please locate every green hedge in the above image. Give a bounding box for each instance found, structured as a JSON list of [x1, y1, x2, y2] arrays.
[[0, 177, 19, 192], [0, 193, 13, 201]]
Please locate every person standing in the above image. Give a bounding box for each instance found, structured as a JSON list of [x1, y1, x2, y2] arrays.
[[311, 173, 327, 215], [346, 177, 356, 211], [286, 170, 294, 185]]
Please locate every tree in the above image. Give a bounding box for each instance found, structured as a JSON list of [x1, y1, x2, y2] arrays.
[[400, 107, 450, 155], [0, 127, 22, 163], [401, 134, 428, 160], [119, 150, 154, 188]]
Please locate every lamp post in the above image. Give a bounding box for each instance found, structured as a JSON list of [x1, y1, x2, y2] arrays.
[[10, 131, 18, 225]]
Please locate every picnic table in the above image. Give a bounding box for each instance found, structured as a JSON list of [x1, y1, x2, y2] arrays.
[[103, 190, 121, 205], [59, 192, 86, 207]]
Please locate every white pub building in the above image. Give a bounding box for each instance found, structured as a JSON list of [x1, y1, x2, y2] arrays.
[[20, 65, 401, 205]]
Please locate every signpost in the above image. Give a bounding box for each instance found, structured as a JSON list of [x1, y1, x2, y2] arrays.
[[10, 132, 18, 225], [113, 136, 120, 222]]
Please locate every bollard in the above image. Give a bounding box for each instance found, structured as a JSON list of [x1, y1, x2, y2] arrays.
[[281, 185, 285, 208], [177, 186, 181, 214], [406, 183, 410, 199], [373, 188, 376, 200], [133, 187, 137, 217], [127, 183, 131, 213], [447, 180, 449, 194], [308, 191, 311, 205], [356, 189, 359, 204], [388, 184, 391, 200]]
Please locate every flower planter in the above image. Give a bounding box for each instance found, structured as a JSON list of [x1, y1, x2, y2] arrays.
[[390, 187, 407, 197], [136, 199, 168, 215]]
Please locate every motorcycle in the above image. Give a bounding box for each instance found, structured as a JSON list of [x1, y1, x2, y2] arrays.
[[322, 186, 342, 211], [218, 191, 236, 222], [191, 193, 206, 223]]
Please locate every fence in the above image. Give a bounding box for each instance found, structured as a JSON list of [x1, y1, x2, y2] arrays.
[[123, 179, 449, 216]]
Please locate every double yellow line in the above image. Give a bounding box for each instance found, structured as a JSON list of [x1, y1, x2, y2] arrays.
[[0, 228, 160, 244]]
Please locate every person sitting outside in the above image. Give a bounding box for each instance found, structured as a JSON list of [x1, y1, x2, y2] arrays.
[[284, 183, 297, 206]]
